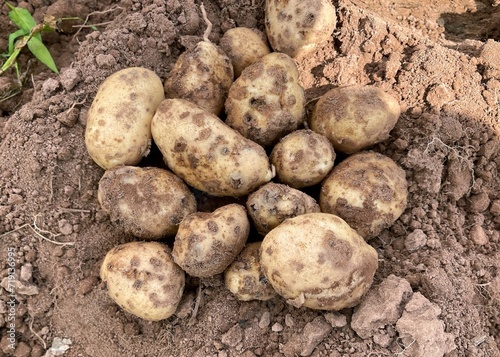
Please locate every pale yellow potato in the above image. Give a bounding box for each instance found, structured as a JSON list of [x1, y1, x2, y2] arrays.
[[270, 129, 336, 188], [172, 204, 250, 278], [85, 67, 164, 169], [100, 241, 185, 321], [320, 151, 408, 240], [164, 41, 233, 116], [246, 182, 320, 235], [310, 86, 401, 154], [151, 99, 275, 197], [260, 213, 378, 310], [219, 27, 271, 78], [225, 52, 306, 147], [224, 242, 277, 301], [265, 0, 336, 58], [98, 166, 197, 240]]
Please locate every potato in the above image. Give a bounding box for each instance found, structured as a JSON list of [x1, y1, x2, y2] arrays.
[[246, 182, 320, 235], [219, 27, 271, 78], [270, 129, 336, 188], [310, 86, 401, 154], [224, 242, 277, 301], [100, 241, 185, 321], [320, 151, 408, 240], [260, 213, 378, 310], [265, 0, 336, 58], [164, 41, 233, 116], [151, 98, 275, 197], [225, 52, 306, 147], [172, 204, 250, 278], [85, 67, 164, 169], [98, 166, 197, 240]]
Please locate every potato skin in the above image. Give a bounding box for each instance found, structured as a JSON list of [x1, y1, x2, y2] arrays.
[[219, 27, 271, 78], [164, 41, 233, 116], [100, 241, 185, 321], [246, 182, 320, 235], [265, 0, 336, 58], [98, 166, 197, 240], [224, 242, 277, 301], [225, 52, 306, 147], [151, 99, 275, 197], [310, 86, 401, 154], [271, 129, 336, 188], [172, 204, 250, 278], [320, 151, 408, 240], [260, 213, 378, 310], [85, 67, 164, 169]]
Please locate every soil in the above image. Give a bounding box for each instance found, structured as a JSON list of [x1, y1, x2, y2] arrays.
[[0, 0, 500, 357]]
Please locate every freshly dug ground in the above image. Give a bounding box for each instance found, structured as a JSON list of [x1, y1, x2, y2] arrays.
[[0, 0, 499, 356]]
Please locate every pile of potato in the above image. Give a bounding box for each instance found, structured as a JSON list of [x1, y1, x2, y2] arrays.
[[86, 1, 408, 321]]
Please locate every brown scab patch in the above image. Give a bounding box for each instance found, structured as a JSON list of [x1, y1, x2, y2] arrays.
[[130, 256, 140, 267], [149, 257, 162, 267], [132, 280, 143, 290], [290, 260, 305, 272], [207, 220, 219, 233]]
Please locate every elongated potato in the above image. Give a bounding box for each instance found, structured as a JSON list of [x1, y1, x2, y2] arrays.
[[98, 166, 197, 240], [260, 213, 378, 310], [85, 67, 164, 169], [151, 99, 275, 197]]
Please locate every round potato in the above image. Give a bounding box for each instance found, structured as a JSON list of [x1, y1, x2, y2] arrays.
[[100, 241, 185, 321], [265, 0, 336, 58], [320, 151, 408, 240], [310, 86, 401, 154], [224, 242, 277, 301], [98, 166, 197, 240], [172, 204, 250, 278], [164, 41, 233, 116], [85, 67, 164, 169], [219, 27, 271, 78], [260, 213, 378, 310], [151, 98, 275, 197], [246, 182, 320, 235], [225, 52, 306, 147], [270, 129, 336, 188]]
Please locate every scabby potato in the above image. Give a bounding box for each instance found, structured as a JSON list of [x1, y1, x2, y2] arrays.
[[310, 86, 401, 154], [100, 241, 185, 321], [172, 204, 250, 278], [151, 99, 275, 197], [265, 0, 336, 58], [219, 27, 271, 78], [260, 213, 378, 310], [224, 242, 277, 301], [320, 151, 408, 240], [98, 166, 197, 240], [271, 129, 336, 188], [85, 67, 164, 169], [247, 182, 320, 235], [225, 52, 306, 147]]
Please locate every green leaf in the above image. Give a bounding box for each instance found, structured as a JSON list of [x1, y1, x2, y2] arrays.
[[8, 28, 28, 54], [27, 37, 59, 74], [8, 5, 37, 33]]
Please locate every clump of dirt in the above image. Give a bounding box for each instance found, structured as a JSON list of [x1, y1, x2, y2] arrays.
[[0, 0, 499, 357]]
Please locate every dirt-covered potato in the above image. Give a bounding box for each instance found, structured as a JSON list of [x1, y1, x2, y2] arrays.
[[270, 129, 336, 188], [100, 241, 185, 321], [219, 27, 271, 78], [151, 99, 275, 197], [246, 183, 320, 235], [320, 151, 408, 240], [265, 0, 336, 58], [98, 166, 197, 240], [260, 213, 378, 310], [310, 86, 401, 154], [224, 242, 277, 301], [164, 41, 233, 116], [225, 52, 306, 147], [172, 204, 250, 277], [85, 67, 164, 169]]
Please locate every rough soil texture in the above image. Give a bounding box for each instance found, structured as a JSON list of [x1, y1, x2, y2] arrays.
[[0, 0, 500, 357]]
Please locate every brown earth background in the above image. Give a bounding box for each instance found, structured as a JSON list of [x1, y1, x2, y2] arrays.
[[0, 0, 500, 356]]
